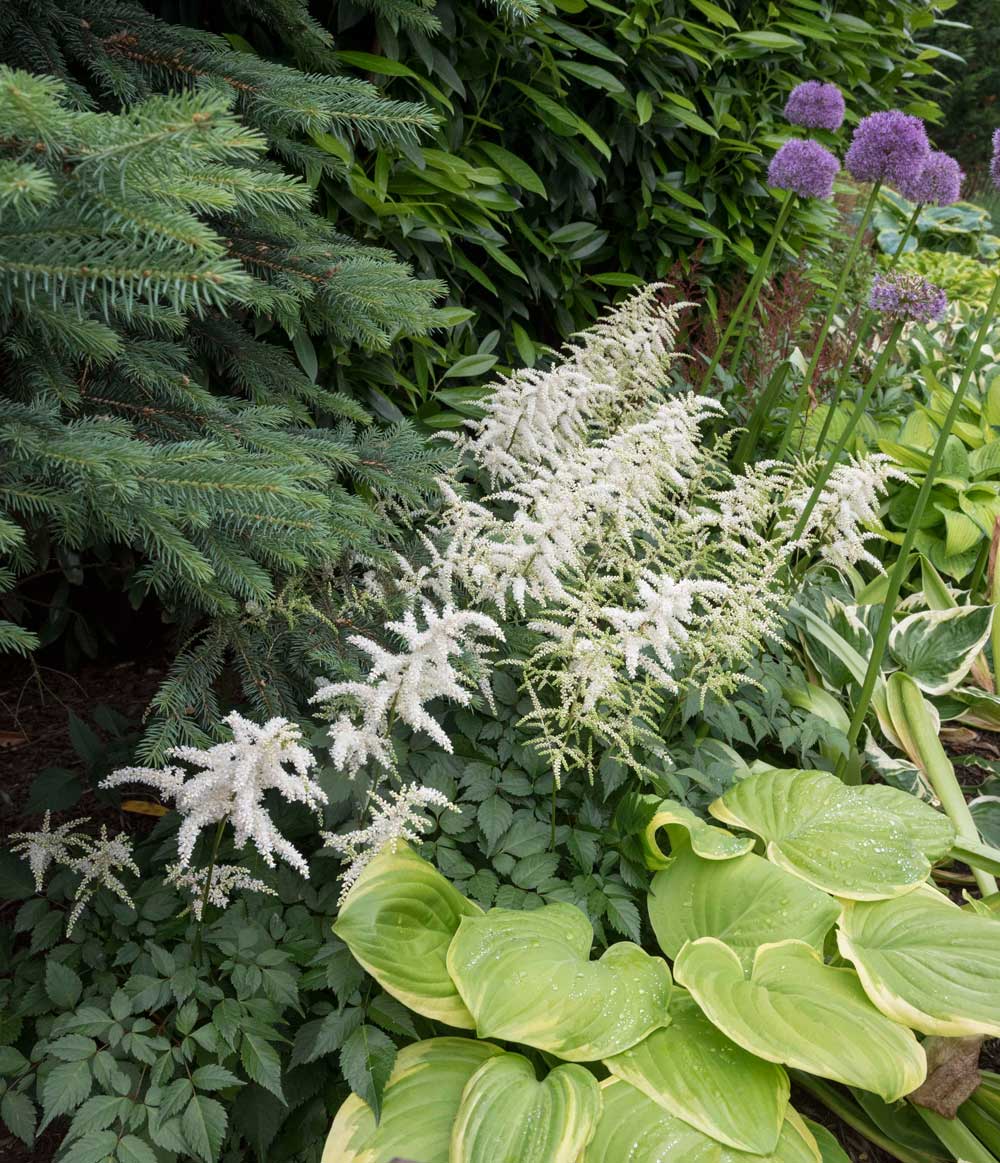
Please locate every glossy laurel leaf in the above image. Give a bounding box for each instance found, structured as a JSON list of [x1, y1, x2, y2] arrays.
[[648, 845, 839, 969], [604, 992, 790, 1154], [322, 1037, 502, 1163], [332, 842, 480, 1027], [451, 1052, 602, 1163], [582, 1078, 820, 1163], [447, 901, 672, 1061], [710, 768, 952, 899], [674, 939, 926, 1102], [837, 887, 1000, 1037]]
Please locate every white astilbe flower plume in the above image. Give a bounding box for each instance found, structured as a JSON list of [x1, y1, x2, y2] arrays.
[[11, 814, 139, 934], [322, 784, 458, 900], [66, 827, 139, 934], [165, 863, 277, 920], [102, 713, 326, 875], [782, 454, 905, 572], [312, 602, 503, 776], [602, 572, 729, 686], [10, 811, 91, 891], [452, 286, 690, 484]]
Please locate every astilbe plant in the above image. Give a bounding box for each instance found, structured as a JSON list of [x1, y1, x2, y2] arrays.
[[311, 286, 901, 812]]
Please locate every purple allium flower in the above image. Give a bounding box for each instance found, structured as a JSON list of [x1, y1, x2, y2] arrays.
[[784, 82, 846, 131], [992, 129, 1000, 192], [869, 272, 947, 324], [768, 139, 840, 199], [896, 150, 964, 206], [845, 111, 930, 186]]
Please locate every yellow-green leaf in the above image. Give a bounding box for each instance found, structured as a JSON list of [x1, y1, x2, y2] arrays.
[[333, 843, 480, 1027], [447, 901, 671, 1061], [674, 939, 926, 1101]]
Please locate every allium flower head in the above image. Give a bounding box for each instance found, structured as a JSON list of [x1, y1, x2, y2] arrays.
[[102, 713, 327, 875], [897, 150, 964, 206], [869, 272, 947, 324], [784, 82, 845, 131], [992, 129, 1000, 192], [768, 139, 840, 199], [845, 111, 930, 186]]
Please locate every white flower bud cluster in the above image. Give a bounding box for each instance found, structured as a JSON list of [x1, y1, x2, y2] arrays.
[[165, 862, 277, 920], [323, 784, 457, 900], [102, 712, 326, 875]]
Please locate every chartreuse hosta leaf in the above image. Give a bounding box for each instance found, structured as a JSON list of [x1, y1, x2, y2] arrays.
[[888, 604, 994, 695], [648, 845, 839, 969], [450, 1052, 602, 1163], [604, 992, 790, 1154], [447, 901, 672, 1060], [837, 887, 1000, 1037], [710, 768, 952, 899], [583, 1078, 820, 1163], [674, 939, 926, 1102], [333, 842, 479, 1027], [322, 1037, 501, 1163], [617, 792, 753, 870]]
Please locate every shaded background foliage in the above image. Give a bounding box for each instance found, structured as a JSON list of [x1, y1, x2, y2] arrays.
[[316, 0, 955, 426]]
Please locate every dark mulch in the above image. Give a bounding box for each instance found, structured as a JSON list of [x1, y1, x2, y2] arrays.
[[0, 657, 167, 842]]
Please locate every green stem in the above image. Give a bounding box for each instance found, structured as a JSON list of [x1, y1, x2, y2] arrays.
[[698, 193, 796, 393], [193, 817, 228, 960], [991, 541, 1000, 694], [789, 320, 905, 549], [733, 362, 790, 470], [793, 1075, 942, 1163], [813, 202, 922, 454], [914, 1105, 1000, 1163], [838, 270, 1000, 765], [776, 182, 882, 460]]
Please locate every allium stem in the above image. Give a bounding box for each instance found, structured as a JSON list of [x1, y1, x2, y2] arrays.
[[789, 320, 904, 556], [813, 202, 922, 454], [838, 269, 1000, 769], [776, 182, 882, 459], [698, 193, 795, 392]]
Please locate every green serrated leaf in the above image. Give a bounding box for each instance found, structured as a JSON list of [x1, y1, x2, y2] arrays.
[[181, 1094, 228, 1163], [46, 959, 83, 1009], [239, 1032, 285, 1102], [340, 1025, 396, 1122]]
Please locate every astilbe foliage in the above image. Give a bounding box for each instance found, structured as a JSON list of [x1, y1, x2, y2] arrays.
[[0, 0, 449, 758]]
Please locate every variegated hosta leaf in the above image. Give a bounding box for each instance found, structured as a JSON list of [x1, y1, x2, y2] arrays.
[[322, 1037, 502, 1163], [582, 1078, 820, 1163], [710, 768, 952, 899], [648, 845, 839, 969], [860, 785, 953, 862], [333, 842, 480, 1027], [674, 939, 926, 1102], [604, 992, 790, 1154], [837, 888, 1000, 1037], [617, 792, 754, 870], [451, 1052, 602, 1163], [888, 605, 994, 695], [447, 901, 672, 1061]]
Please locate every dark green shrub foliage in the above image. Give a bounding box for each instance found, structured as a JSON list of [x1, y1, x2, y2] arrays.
[[0, 1, 446, 757], [933, 0, 1000, 173], [325, 0, 950, 424]]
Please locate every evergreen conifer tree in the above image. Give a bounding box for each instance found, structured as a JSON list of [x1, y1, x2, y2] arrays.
[[0, 0, 446, 758]]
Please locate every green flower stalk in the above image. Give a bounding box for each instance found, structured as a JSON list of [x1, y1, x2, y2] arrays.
[[775, 180, 882, 459], [698, 192, 796, 392], [837, 269, 1000, 773], [812, 200, 922, 454]]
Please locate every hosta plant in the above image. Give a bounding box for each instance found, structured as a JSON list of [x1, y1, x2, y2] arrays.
[[326, 764, 1000, 1162]]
